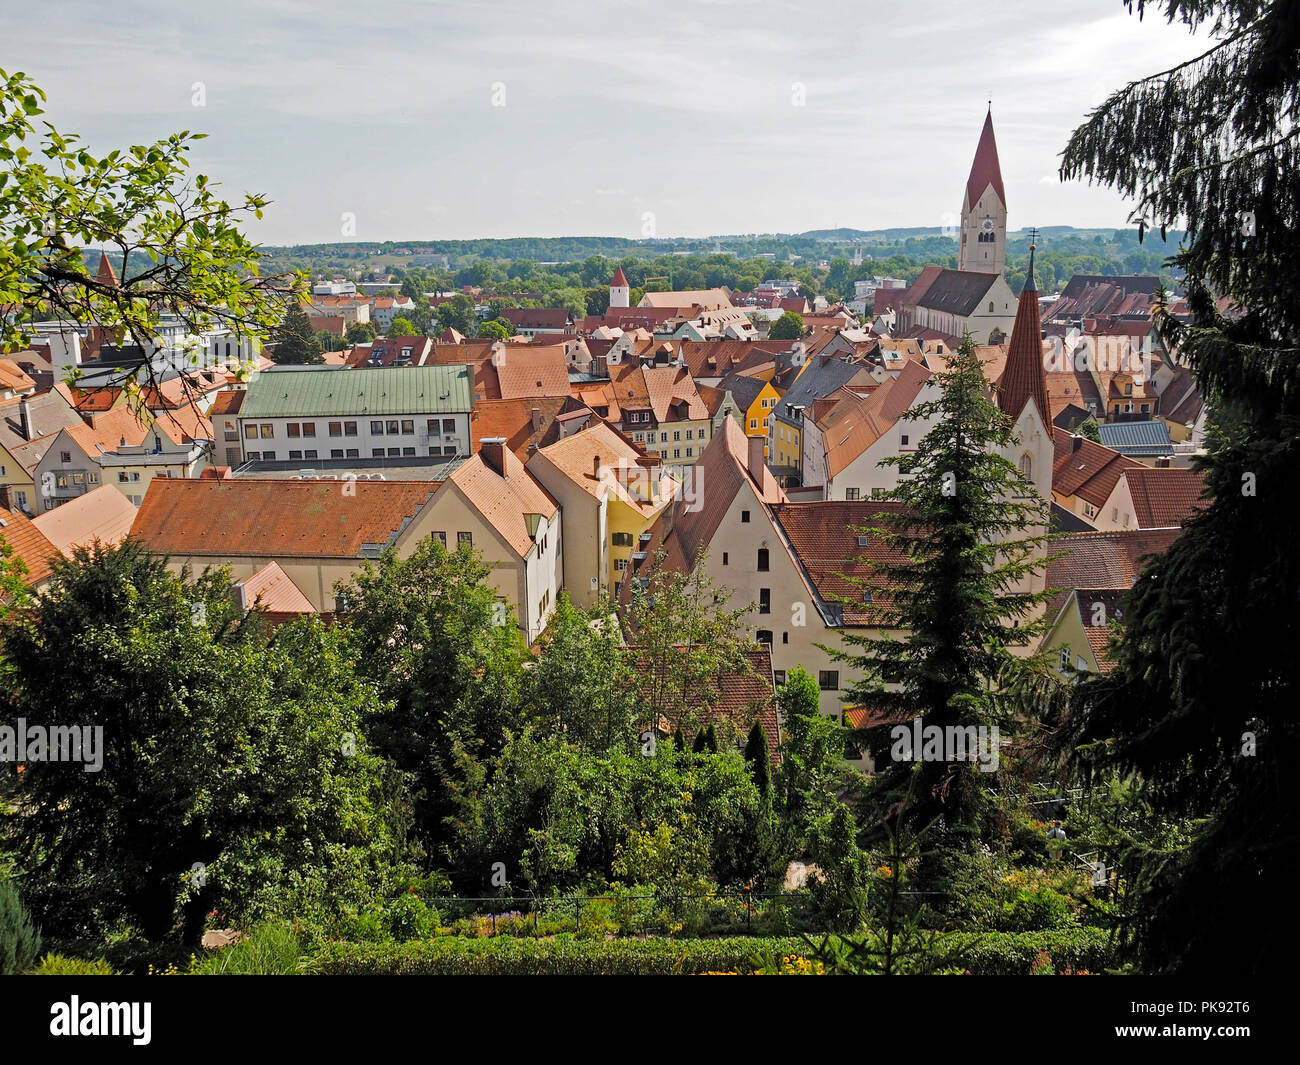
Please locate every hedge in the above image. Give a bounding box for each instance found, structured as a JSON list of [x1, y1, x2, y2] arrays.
[[311, 928, 1118, 975], [313, 936, 806, 975]]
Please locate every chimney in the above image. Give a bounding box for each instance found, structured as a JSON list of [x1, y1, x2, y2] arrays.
[[748, 435, 767, 481], [530, 406, 542, 431], [592, 454, 602, 479], [19, 397, 31, 440], [1071, 434, 1083, 452], [481, 437, 507, 477], [235, 581, 248, 613]]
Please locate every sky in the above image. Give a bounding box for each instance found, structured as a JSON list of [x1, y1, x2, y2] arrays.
[[0, 0, 1208, 245]]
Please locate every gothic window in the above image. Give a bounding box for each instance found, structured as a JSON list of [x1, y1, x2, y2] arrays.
[[1019, 452, 1033, 479]]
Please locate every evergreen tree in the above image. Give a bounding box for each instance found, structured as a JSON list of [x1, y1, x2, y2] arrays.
[[775, 667, 846, 842], [1056, 0, 1300, 976], [826, 332, 1054, 842], [692, 730, 708, 754], [744, 720, 771, 798], [0, 878, 41, 975], [673, 728, 686, 752], [1078, 416, 1101, 442], [271, 303, 324, 364], [706, 724, 719, 753]]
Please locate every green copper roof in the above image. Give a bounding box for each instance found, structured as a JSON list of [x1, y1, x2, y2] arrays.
[[241, 365, 472, 419]]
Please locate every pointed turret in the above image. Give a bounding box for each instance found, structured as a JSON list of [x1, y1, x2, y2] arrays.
[[609, 266, 630, 309], [998, 244, 1049, 424], [96, 252, 119, 288], [964, 107, 1005, 211]]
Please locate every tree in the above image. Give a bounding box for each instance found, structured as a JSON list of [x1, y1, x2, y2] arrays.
[[0, 878, 41, 974], [769, 311, 804, 340], [317, 329, 346, 352], [1056, 0, 1300, 976], [271, 303, 324, 364], [433, 294, 475, 335], [388, 316, 417, 337], [345, 321, 376, 344], [399, 274, 425, 302], [744, 720, 771, 798], [775, 667, 847, 842], [625, 549, 753, 741], [0, 70, 291, 382], [1078, 416, 1102, 442], [476, 319, 508, 341], [334, 538, 528, 871], [529, 592, 636, 752], [0, 542, 396, 941], [827, 333, 1054, 845]]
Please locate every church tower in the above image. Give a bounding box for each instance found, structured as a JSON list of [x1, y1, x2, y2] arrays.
[[609, 266, 630, 309], [958, 108, 1007, 275]]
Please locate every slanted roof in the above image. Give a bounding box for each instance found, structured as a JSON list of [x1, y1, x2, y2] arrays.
[[1119, 467, 1209, 528], [448, 449, 558, 557], [531, 421, 677, 518], [1097, 419, 1172, 456], [610, 266, 629, 288], [0, 508, 59, 588], [1052, 426, 1143, 506], [910, 269, 1001, 317], [236, 561, 316, 614], [470, 396, 570, 459], [131, 479, 439, 558], [998, 246, 1050, 424], [31, 484, 136, 556], [494, 345, 571, 400], [1044, 528, 1181, 619]]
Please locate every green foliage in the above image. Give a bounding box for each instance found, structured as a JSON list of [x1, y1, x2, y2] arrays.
[[828, 333, 1054, 840], [0, 542, 399, 941], [0, 877, 41, 974], [0, 69, 291, 365], [29, 953, 116, 975], [1057, 0, 1300, 976], [312, 935, 808, 975], [1078, 416, 1102, 442], [476, 318, 509, 340], [386, 891, 438, 941], [776, 667, 847, 843], [192, 921, 311, 975], [798, 927, 1113, 975], [271, 302, 324, 364], [388, 316, 418, 336], [769, 311, 804, 340], [345, 321, 375, 343], [743, 721, 771, 798]]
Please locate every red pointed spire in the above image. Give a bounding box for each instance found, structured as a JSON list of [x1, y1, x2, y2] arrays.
[[965, 108, 1005, 210], [998, 245, 1048, 424], [610, 266, 629, 288], [96, 252, 119, 288]]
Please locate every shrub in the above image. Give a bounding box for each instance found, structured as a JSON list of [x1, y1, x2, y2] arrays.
[[312, 936, 809, 975], [1000, 887, 1076, 932], [0, 878, 41, 975], [30, 953, 117, 975], [387, 892, 438, 941], [192, 922, 311, 975]]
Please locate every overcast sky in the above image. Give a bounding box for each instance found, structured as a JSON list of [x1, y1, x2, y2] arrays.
[[1, 0, 1206, 245]]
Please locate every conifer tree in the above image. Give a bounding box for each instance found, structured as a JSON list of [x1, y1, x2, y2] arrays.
[[271, 303, 324, 365], [1056, 0, 1300, 975], [744, 721, 771, 798], [826, 332, 1054, 841]]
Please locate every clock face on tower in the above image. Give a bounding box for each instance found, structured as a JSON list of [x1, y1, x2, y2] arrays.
[[981, 215, 995, 233]]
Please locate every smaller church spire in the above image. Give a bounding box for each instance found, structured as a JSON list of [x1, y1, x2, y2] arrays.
[[1023, 240, 1037, 293], [998, 241, 1049, 425]]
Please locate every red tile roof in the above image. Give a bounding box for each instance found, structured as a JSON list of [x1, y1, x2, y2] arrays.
[[1051, 426, 1143, 506], [131, 479, 439, 558], [610, 266, 629, 288], [447, 449, 558, 557], [237, 561, 316, 614], [1044, 528, 1181, 619], [1120, 466, 1209, 528], [998, 253, 1049, 425], [0, 508, 59, 588], [31, 484, 136, 556]]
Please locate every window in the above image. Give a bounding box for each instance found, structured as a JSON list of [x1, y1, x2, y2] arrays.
[[434, 532, 447, 546], [1140, 403, 1150, 413], [722, 552, 728, 565], [329, 422, 343, 437], [387, 448, 400, 457], [757, 629, 773, 645], [427, 419, 441, 434], [782, 632, 789, 644], [818, 670, 839, 691], [673, 449, 680, 458], [685, 429, 693, 440], [287, 423, 301, 438], [673, 430, 681, 442], [862, 590, 874, 603], [289, 450, 302, 460], [615, 558, 629, 571], [1111, 507, 1119, 523], [245, 424, 259, 439], [244, 452, 259, 462], [458, 532, 473, 547], [224, 426, 237, 441], [305, 450, 318, 459], [344, 422, 358, 436], [302, 423, 315, 437], [845, 487, 860, 500], [857, 535, 869, 548], [260, 425, 273, 439], [758, 589, 771, 614], [262, 451, 275, 461], [741, 510, 751, 523], [130, 472, 141, 482], [401, 419, 414, 434], [1019, 452, 1033, 479], [387, 420, 400, 435], [749, 419, 758, 430], [757, 548, 769, 571], [900, 435, 909, 446], [331, 449, 345, 459], [612, 532, 634, 547], [13, 489, 27, 508], [371, 421, 384, 435], [372, 448, 385, 458], [442, 419, 456, 433], [346, 448, 359, 458], [1059, 647, 1071, 672], [774, 669, 787, 687], [659, 432, 667, 443], [402, 447, 415, 456]]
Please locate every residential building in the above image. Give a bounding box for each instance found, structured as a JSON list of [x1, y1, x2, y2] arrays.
[[1094, 466, 1208, 531]]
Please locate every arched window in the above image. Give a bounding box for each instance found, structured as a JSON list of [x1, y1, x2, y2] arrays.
[[1019, 452, 1033, 479]]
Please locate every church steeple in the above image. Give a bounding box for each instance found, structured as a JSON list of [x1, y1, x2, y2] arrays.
[[958, 108, 1007, 275], [96, 251, 119, 288], [998, 243, 1049, 425]]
